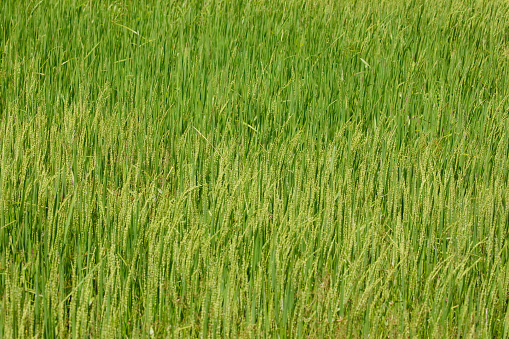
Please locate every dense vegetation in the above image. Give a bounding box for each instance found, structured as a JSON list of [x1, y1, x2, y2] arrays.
[[1, 0, 509, 337]]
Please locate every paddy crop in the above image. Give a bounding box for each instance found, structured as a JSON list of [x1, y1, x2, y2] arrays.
[[1, 0, 509, 337]]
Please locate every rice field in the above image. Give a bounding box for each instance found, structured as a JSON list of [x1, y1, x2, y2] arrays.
[[1, 0, 509, 337]]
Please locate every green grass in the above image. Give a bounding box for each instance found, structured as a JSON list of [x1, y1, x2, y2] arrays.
[[1, 0, 509, 337]]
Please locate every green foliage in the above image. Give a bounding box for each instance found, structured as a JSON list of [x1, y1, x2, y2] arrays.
[[1, 0, 509, 337]]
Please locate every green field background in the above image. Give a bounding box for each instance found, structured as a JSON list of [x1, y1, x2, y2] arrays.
[[1, 0, 509, 337]]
